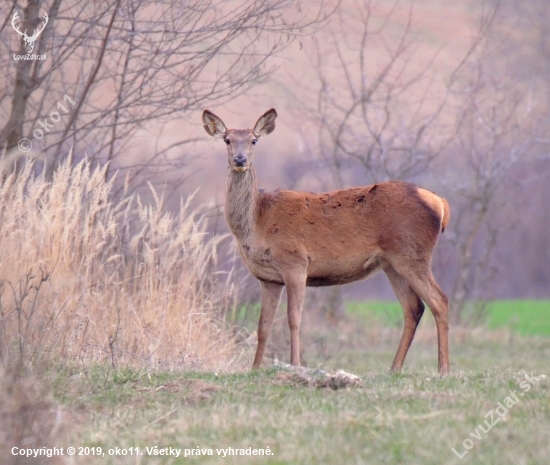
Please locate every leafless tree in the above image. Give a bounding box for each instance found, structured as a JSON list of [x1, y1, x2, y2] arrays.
[[287, 0, 547, 320], [440, 1, 550, 318], [0, 0, 327, 188], [288, 1, 455, 191], [442, 58, 540, 322], [280, 1, 456, 319], [284, 0, 457, 319]]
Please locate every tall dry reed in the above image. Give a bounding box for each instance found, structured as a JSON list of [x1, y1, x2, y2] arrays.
[[0, 157, 237, 371]]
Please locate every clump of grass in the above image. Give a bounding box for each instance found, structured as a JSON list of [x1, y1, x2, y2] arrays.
[[0, 156, 236, 371]]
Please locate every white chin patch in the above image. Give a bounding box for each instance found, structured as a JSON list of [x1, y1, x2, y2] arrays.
[[233, 166, 248, 172]]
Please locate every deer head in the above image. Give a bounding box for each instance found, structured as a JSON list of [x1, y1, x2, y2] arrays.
[[12, 11, 49, 54], [202, 109, 277, 172]]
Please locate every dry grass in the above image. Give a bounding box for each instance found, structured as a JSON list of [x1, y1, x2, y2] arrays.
[[0, 156, 242, 460], [0, 156, 237, 371]]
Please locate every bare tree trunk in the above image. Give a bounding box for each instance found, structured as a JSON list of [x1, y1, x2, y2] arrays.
[[449, 209, 487, 324], [1, 1, 42, 154], [1, 0, 62, 175]]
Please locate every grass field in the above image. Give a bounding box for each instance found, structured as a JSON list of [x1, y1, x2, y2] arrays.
[[5, 302, 549, 465], [347, 300, 550, 336]]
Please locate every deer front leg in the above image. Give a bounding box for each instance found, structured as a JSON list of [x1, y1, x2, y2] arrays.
[[252, 280, 283, 369], [284, 272, 307, 366]]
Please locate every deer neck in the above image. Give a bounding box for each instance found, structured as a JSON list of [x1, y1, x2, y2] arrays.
[[225, 167, 259, 242]]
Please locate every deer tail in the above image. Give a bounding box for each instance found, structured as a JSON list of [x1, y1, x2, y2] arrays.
[[440, 197, 450, 233]]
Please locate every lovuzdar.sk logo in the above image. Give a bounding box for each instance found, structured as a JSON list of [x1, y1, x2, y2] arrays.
[[12, 11, 48, 61]]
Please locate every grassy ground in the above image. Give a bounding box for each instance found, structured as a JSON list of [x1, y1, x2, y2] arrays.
[[485, 300, 550, 336], [8, 302, 548, 465], [51, 362, 549, 465], [347, 300, 550, 336]]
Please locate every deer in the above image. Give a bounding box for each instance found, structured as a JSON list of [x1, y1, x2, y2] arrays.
[[203, 108, 451, 374], [12, 11, 49, 54]]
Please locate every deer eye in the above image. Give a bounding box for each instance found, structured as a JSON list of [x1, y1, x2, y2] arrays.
[[224, 138, 230, 145], [252, 139, 258, 145]]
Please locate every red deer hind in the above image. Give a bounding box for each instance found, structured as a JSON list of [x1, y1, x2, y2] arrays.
[[203, 108, 451, 374]]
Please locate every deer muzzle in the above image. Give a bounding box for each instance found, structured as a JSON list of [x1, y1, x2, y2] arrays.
[[233, 154, 247, 168]]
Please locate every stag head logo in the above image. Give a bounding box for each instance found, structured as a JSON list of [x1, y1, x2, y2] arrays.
[[12, 11, 48, 54]]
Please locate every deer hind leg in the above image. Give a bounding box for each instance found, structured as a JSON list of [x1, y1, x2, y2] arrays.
[[283, 271, 307, 366], [252, 280, 283, 369], [384, 265, 425, 372], [392, 261, 450, 375]]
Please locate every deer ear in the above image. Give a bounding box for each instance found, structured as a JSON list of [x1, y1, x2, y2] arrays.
[[202, 110, 227, 138], [253, 109, 277, 137]]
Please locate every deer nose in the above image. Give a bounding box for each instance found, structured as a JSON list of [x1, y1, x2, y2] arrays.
[[233, 154, 247, 167]]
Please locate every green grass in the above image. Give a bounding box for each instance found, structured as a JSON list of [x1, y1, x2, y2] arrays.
[[6, 301, 550, 464], [347, 300, 550, 336], [485, 300, 550, 336], [347, 300, 402, 327], [49, 339, 550, 465]]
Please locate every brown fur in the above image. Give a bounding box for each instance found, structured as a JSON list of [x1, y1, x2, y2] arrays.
[[249, 181, 444, 287], [203, 109, 451, 374]]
